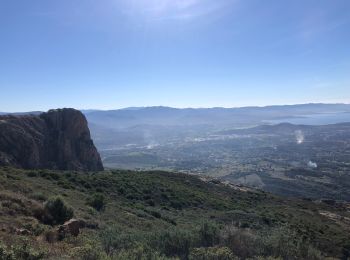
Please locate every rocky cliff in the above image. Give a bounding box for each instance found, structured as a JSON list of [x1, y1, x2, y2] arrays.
[[0, 108, 103, 171]]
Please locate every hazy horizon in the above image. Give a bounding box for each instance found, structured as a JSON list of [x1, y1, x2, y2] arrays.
[[1, 102, 350, 113]]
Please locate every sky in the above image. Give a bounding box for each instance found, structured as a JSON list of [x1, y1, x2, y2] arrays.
[[0, 0, 349, 112]]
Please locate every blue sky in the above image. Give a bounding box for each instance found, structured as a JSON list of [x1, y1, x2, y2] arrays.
[[0, 0, 349, 112]]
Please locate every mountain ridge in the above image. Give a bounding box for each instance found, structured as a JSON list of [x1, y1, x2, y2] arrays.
[[2, 103, 350, 115]]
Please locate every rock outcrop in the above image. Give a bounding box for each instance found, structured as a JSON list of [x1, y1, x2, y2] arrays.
[[57, 219, 86, 237], [0, 108, 103, 171]]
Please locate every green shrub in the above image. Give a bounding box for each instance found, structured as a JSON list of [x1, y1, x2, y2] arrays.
[[30, 192, 47, 202], [22, 223, 47, 237], [0, 243, 14, 260], [12, 242, 46, 260], [44, 230, 58, 244], [150, 210, 161, 219], [70, 241, 108, 260], [198, 221, 220, 247], [43, 196, 74, 225], [220, 225, 257, 258], [100, 227, 140, 256], [113, 246, 167, 260], [27, 171, 38, 177], [86, 193, 106, 211], [256, 227, 323, 260], [1, 240, 46, 260], [150, 228, 196, 258], [216, 225, 324, 260], [189, 247, 237, 260]]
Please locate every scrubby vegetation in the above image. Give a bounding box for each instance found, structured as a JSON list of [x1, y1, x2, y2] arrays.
[[0, 166, 350, 259], [0, 240, 46, 260], [86, 193, 106, 212]]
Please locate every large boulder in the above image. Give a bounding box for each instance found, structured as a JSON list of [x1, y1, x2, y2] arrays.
[[57, 219, 86, 238], [0, 108, 103, 171]]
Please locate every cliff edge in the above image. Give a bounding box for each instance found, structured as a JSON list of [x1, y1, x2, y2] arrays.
[[0, 108, 103, 171]]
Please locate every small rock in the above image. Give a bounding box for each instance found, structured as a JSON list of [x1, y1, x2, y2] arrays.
[[210, 179, 221, 185], [15, 228, 31, 236], [321, 199, 336, 206]]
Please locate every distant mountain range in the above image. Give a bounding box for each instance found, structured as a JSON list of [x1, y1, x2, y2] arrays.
[[2, 104, 350, 150], [80, 103, 350, 150], [2, 104, 350, 124], [83, 103, 350, 129], [0, 111, 42, 116]]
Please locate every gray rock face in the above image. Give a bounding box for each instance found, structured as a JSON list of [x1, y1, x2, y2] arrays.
[[0, 108, 103, 171]]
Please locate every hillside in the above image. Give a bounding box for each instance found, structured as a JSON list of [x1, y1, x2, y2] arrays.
[[0, 167, 350, 259]]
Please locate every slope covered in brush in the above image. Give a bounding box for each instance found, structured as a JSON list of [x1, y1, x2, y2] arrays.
[[0, 167, 349, 259]]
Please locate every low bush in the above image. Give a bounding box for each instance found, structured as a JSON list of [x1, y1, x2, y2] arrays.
[[100, 227, 140, 256], [256, 226, 323, 260], [150, 227, 196, 259], [189, 247, 237, 260], [220, 225, 257, 258], [86, 193, 106, 211], [0, 240, 46, 260], [69, 240, 108, 260], [0, 243, 14, 260], [218, 225, 323, 260], [112, 246, 166, 260], [198, 221, 220, 247], [27, 171, 38, 177], [43, 196, 74, 225], [30, 192, 47, 202]]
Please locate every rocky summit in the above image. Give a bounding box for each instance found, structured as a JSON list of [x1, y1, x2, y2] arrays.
[[0, 108, 103, 171]]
